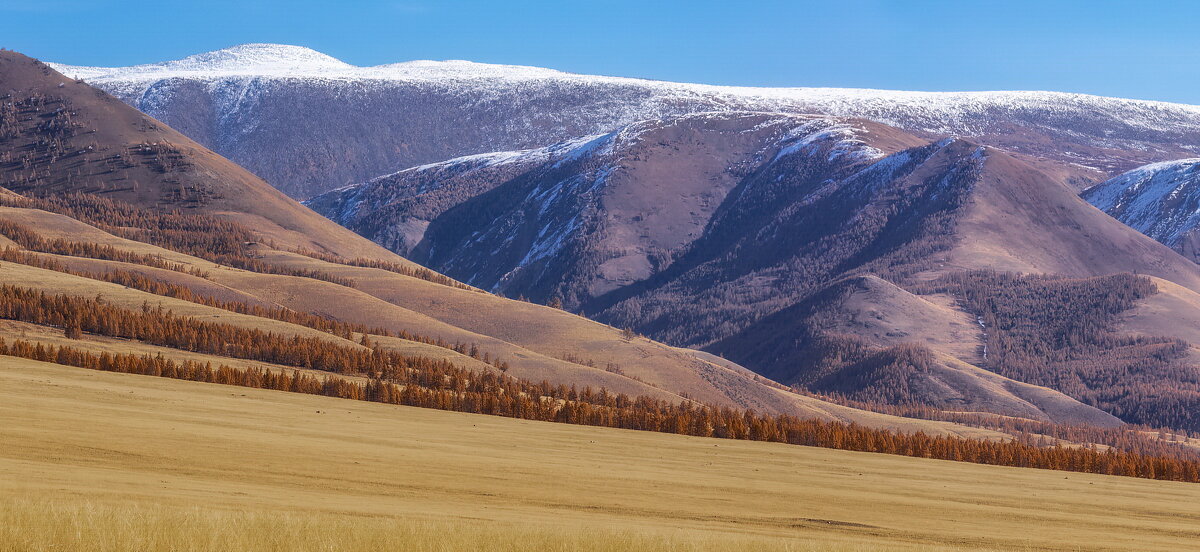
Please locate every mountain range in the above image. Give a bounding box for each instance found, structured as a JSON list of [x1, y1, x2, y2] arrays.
[[2, 49, 1018, 437], [305, 108, 1200, 430], [12, 44, 1200, 437], [50, 43, 1200, 199]]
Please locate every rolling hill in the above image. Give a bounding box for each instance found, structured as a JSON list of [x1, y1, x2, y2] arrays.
[[49, 43, 1200, 199], [0, 50, 391, 260]]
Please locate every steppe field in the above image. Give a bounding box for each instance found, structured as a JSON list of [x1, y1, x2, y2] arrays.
[[2, 358, 1198, 552]]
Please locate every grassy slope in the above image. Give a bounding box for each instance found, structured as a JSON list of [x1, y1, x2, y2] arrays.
[[3, 360, 1199, 552], [0, 52, 405, 261], [0, 319, 383, 384], [0, 203, 1010, 436], [947, 147, 1200, 292], [0, 205, 686, 400], [816, 275, 1120, 426], [1119, 277, 1200, 365], [252, 249, 1010, 436]]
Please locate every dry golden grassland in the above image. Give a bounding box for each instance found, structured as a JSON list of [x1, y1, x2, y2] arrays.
[[0, 496, 816, 552], [2, 358, 1200, 551]]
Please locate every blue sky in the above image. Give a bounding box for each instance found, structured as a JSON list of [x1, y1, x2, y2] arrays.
[[3, 0, 1199, 103]]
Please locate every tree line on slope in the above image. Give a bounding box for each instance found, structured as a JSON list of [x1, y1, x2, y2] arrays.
[[0, 192, 466, 290], [4, 334, 1199, 484], [0, 193, 354, 286], [291, 248, 475, 291], [810, 390, 1200, 460], [0, 246, 508, 369], [0, 284, 496, 379], [0, 219, 208, 277], [913, 271, 1200, 431]]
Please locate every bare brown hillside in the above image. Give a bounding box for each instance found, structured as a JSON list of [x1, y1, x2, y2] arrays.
[[0, 51, 398, 260], [946, 148, 1200, 290]]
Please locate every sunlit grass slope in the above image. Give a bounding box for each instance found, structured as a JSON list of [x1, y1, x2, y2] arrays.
[[2, 359, 1200, 551]]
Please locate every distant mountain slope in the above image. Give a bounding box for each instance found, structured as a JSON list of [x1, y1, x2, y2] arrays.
[[308, 111, 1200, 429], [312, 112, 1200, 315], [51, 43, 1200, 198], [1084, 159, 1200, 261], [308, 112, 925, 298]]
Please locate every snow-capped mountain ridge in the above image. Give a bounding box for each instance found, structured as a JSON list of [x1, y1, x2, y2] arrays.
[[52, 43, 1200, 116], [51, 44, 588, 82], [49, 44, 1200, 198]]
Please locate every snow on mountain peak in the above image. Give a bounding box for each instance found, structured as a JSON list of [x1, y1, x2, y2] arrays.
[[177, 43, 350, 70], [48, 43, 586, 83], [49, 43, 353, 80]]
